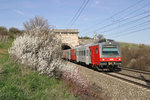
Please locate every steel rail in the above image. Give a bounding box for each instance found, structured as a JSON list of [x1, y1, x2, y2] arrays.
[[104, 72, 150, 89], [120, 66, 150, 75]]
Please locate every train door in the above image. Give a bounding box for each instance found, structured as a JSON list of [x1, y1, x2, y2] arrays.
[[89, 45, 100, 66], [85, 47, 90, 65]]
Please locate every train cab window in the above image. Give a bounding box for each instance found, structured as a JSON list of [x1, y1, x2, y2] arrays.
[[102, 47, 119, 55]]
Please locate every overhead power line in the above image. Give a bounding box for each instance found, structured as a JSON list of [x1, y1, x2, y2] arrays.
[[67, 0, 87, 27], [104, 20, 150, 37], [98, 11, 150, 34], [67, 0, 89, 28], [91, 11, 150, 33], [81, 0, 145, 32], [115, 26, 150, 38]]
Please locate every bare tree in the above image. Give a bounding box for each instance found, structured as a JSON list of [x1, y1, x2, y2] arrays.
[[23, 16, 50, 34], [96, 34, 106, 43]]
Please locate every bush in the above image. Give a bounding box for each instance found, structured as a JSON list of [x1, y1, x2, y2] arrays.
[[9, 16, 92, 99], [9, 27, 64, 76], [79, 36, 91, 39], [9, 16, 64, 76], [9, 27, 23, 38], [121, 45, 150, 71], [0, 26, 8, 36]]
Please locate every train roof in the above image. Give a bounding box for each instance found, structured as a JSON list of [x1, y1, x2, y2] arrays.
[[75, 40, 119, 48], [63, 40, 120, 51]]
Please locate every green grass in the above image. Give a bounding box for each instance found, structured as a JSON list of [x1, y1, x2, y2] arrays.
[[119, 42, 139, 48], [0, 40, 80, 100]]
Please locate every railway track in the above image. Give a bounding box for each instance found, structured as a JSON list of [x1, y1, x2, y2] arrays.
[[119, 66, 150, 75], [69, 61, 150, 89], [91, 66, 150, 89], [104, 72, 150, 89]]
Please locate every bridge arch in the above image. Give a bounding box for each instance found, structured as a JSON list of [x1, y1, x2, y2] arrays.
[[62, 43, 73, 50], [53, 29, 79, 49]]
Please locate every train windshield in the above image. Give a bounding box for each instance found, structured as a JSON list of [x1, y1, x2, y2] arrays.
[[102, 47, 119, 55]]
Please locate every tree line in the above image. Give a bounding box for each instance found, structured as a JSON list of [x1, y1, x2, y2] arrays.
[[0, 26, 23, 39]]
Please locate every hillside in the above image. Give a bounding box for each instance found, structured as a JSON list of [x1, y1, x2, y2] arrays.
[[79, 38, 150, 71]]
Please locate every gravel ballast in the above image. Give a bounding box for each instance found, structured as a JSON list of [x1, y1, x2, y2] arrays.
[[69, 62, 150, 100]]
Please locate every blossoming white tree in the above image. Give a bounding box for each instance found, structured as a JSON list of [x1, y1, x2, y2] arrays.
[[9, 17, 89, 97]]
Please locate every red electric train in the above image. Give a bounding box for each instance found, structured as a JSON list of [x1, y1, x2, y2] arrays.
[[63, 41, 122, 71]]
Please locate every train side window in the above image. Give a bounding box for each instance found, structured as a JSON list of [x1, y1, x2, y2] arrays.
[[96, 48, 98, 54], [82, 51, 84, 56], [87, 50, 88, 56], [90, 50, 91, 56], [83, 51, 84, 56]]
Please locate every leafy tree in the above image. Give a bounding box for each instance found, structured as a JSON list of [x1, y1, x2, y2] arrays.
[[79, 36, 92, 39], [0, 26, 8, 35], [9, 27, 22, 35]]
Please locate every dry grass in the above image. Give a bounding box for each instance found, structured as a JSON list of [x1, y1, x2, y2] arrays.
[[121, 44, 150, 71]]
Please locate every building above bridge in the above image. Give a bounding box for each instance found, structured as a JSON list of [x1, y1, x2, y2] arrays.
[[53, 29, 79, 50], [53, 29, 79, 34]]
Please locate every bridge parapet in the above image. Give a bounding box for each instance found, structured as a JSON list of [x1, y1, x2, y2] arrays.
[[53, 29, 79, 49]]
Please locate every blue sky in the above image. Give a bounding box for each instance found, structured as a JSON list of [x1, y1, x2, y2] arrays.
[[0, 0, 150, 44]]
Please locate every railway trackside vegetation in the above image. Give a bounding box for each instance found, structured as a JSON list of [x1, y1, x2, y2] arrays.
[[0, 39, 80, 100], [121, 44, 150, 71], [3, 16, 98, 100]]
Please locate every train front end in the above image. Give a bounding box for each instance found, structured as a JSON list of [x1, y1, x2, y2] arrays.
[[99, 41, 122, 70]]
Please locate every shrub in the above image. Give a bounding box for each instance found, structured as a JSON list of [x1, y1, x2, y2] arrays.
[[9, 27, 23, 38], [9, 16, 93, 99], [9, 27, 63, 76], [0, 26, 8, 36], [121, 45, 150, 71]]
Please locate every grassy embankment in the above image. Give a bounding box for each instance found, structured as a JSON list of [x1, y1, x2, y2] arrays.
[[0, 39, 79, 100], [120, 42, 150, 71]]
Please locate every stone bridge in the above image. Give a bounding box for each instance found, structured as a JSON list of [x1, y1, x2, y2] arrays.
[[53, 29, 79, 50]]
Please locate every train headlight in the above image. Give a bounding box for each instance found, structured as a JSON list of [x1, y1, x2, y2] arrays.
[[102, 59, 105, 61], [118, 58, 121, 61]]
